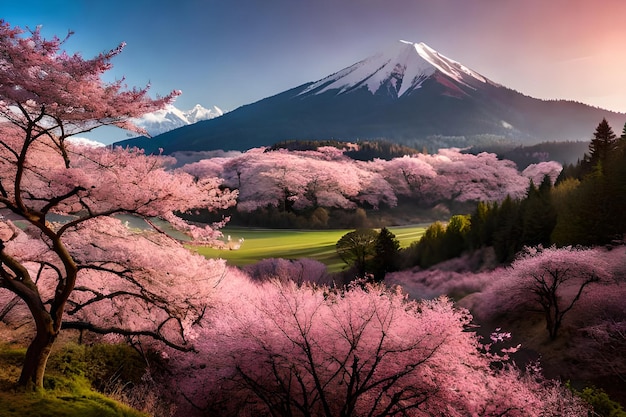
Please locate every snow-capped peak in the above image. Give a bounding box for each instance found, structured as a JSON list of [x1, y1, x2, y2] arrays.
[[132, 104, 223, 137], [300, 40, 497, 98], [185, 104, 223, 124], [410, 41, 489, 86]]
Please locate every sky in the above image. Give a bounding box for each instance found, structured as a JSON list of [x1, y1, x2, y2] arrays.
[[4, 0, 626, 142]]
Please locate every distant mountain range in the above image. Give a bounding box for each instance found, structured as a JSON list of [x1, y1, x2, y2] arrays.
[[116, 41, 626, 153], [132, 104, 223, 137]]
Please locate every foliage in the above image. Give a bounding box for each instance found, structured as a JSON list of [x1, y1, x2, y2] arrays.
[[406, 171, 560, 267], [403, 215, 472, 268], [371, 227, 401, 281], [553, 119, 626, 245], [404, 221, 445, 268], [336, 228, 379, 277], [387, 245, 626, 411], [490, 246, 610, 340], [226, 205, 375, 229], [519, 176, 557, 247], [472, 140, 590, 169], [268, 139, 352, 152], [243, 257, 331, 286], [182, 147, 538, 220], [441, 215, 471, 258], [344, 140, 422, 160], [398, 119, 626, 265], [162, 278, 589, 416], [268, 139, 423, 161], [586, 118, 618, 173], [572, 385, 626, 417], [0, 20, 236, 389]]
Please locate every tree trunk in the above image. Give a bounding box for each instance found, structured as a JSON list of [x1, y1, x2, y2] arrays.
[[18, 309, 57, 389], [1, 234, 77, 389], [545, 309, 556, 340]]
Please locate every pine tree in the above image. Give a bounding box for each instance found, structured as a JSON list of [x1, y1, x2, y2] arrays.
[[587, 118, 617, 173], [521, 176, 557, 247], [371, 227, 400, 281], [468, 201, 494, 249], [492, 196, 523, 262], [617, 122, 626, 157]]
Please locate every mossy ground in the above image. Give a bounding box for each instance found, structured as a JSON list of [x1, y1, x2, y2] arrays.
[[0, 342, 148, 417]]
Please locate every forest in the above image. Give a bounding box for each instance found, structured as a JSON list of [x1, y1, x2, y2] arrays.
[[0, 20, 625, 417]]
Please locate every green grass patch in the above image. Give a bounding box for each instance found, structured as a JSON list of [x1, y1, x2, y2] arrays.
[[193, 224, 427, 272], [0, 343, 147, 417], [0, 378, 147, 417]]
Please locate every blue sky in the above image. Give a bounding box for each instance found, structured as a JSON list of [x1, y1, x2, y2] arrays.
[[4, 0, 626, 141]]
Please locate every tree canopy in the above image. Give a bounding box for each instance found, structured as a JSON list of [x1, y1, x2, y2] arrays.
[[336, 229, 379, 277], [0, 21, 236, 388]]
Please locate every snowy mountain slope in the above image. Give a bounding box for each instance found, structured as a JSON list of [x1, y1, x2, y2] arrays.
[[132, 104, 223, 136], [300, 41, 497, 98], [185, 104, 224, 123], [115, 40, 626, 154]]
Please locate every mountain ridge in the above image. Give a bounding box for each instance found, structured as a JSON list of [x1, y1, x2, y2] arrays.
[[115, 41, 626, 153], [131, 104, 223, 137]]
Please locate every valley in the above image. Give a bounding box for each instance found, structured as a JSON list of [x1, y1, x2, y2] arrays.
[[194, 224, 428, 272]]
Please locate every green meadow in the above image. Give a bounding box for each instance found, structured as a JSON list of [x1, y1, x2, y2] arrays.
[[193, 224, 428, 272]]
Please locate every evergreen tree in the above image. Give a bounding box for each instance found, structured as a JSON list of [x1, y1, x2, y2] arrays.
[[586, 118, 617, 173], [371, 227, 401, 281], [550, 178, 584, 246], [410, 221, 446, 268], [520, 176, 557, 247], [492, 196, 523, 262], [616, 122, 626, 157], [441, 214, 471, 259], [604, 123, 626, 239], [555, 159, 615, 245], [555, 161, 585, 183], [552, 120, 624, 245], [468, 201, 495, 250]]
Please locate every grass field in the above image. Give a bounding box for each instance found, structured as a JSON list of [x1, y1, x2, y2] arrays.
[[193, 224, 428, 272]]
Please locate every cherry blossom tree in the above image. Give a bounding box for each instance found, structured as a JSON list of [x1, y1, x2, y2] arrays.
[[369, 155, 437, 199], [2, 218, 230, 347], [243, 257, 331, 286], [352, 162, 398, 209], [521, 161, 563, 186], [204, 148, 390, 212], [0, 21, 236, 388], [165, 279, 588, 416], [496, 246, 611, 340], [183, 147, 546, 218], [419, 149, 529, 203]]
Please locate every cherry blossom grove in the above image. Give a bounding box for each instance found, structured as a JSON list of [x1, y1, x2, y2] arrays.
[[159, 278, 588, 416], [182, 146, 559, 212]]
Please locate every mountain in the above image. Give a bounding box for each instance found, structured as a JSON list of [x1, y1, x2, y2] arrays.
[[115, 41, 626, 153], [300, 41, 499, 98], [132, 104, 223, 137]]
